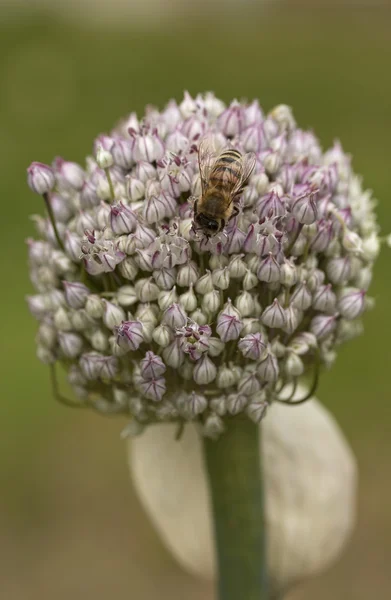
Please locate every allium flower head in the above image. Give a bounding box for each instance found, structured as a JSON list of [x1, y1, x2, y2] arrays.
[[26, 92, 381, 437]]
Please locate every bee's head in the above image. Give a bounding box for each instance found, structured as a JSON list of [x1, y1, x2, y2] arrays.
[[195, 212, 224, 236]]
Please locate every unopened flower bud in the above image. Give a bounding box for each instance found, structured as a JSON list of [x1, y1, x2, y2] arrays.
[[162, 303, 187, 329], [235, 291, 255, 317], [202, 290, 221, 314], [226, 394, 248, 415], [162, 339, 184, 368], [216, 365, 237, 389], [126, 176, 145, 202], [114, 320, 144, 352], [203, 413, 225, 438], [285, 352, 304, 377], [53, 306, 72, 331], [313, 284, 336, 313], [193, 354, 217, 385], [246, 396, 268, 423], [326, 256, 351, 285], [102, 300, 125, 329], [280, 260, 298, 287], [152, 324, 172, 348], [179, 285, 197, 312], [257, 253, 281, 283], [90, 329, 109, 352], [59, 331, 84, 358], [258, 352, 279, 382], [310, 314, 338, 340], [290, 282, 312, 310], [27, 162, 55, 195], [238, 333, 267, 361], [338, 288, 366, 320], [63, 281, 90, 309], [261, 299, 286, 329], [109, 202, 137, 234], [195, 271, 214, 294], [140, 351, 166, 380], [216, 300, 243, 342]]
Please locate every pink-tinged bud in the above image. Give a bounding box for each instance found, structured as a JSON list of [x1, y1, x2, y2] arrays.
[[139, 377, 166, 402], [140, 351, 166, 380], [166, 129, 189, 154], [53, 157, 85, 190], [181, 116, 206, 140], [79, 352, 118, 380], [80, 180, 100, 209], [310, 220, 334, 253], [109, 202, 137, 235], [132, 131, 164, 163], [193, 354, 217, 385], [153, 268, 176, 291], [224, 225, 246, 254], [58, 332, 83, 358], [238, 333, 267, 360], [63, 281, 90, 309], [241, 123, 268, 152], [217, 101, 244, 137], [143, 194, 170, 224], [162, 338, 184, 368], [261, 298, 287, 329], [246, 398, 268, 424], [243, 223, 259, 253], [313, 284, 337, 313], [257, 352, 279, 382], [111, 138, 134, 169], [64, 231, 82, 261], [216, 301, 243, 342], [290, 282, 312, 310], [310, 314, 338, 340], [126, 176, 145, 202], [326, 256, 351, 285], [237, 372, 261, 396], [283, 305, 302, 334], [291, 189, 318, 224], [135, 161, 156, 183], [27, 162, 55, 195], [162, 303, 187, 329], [257, 253, 281, 283], [226, 394, 248, 416], [256, 191, 287, 220], [114, 320, 144, 352], [133, 223, 156, 249], [338, 288, 366, 320], [102, 300, 125, 328]]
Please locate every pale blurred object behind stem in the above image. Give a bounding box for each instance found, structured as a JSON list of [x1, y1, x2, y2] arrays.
[[129, 394, 357, 598]]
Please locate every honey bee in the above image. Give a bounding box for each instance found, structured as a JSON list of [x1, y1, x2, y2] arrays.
[[193, 137, 256, 237]]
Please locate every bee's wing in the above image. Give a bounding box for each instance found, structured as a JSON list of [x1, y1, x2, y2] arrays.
[[232, 152, 256, 197], [198, 136, 219, 194]]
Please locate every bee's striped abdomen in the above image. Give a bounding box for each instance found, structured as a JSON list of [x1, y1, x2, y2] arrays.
[[209, 149, 242, 189]]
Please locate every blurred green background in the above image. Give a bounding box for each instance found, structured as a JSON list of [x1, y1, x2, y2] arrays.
[[1, 1, 390, 598]]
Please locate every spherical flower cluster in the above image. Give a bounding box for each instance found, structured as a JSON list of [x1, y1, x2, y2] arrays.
[[26, 92, 380, 437]]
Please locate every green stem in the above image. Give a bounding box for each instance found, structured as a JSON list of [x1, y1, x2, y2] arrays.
[[43, 192, 65, 252], [202, 418, 269, 600]]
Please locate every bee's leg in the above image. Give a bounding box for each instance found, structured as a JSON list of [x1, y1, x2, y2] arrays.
[[193, 199, 198, 213]]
